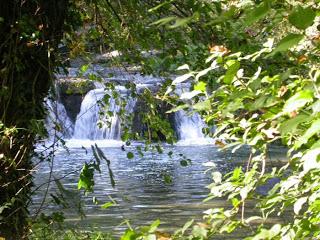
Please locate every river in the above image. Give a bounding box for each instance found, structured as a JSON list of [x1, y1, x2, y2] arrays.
[[30, 140, 286, 237]]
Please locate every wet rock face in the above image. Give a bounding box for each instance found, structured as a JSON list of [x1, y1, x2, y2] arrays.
[[57, 78, 95, 122], [60, 94, 83, 123]]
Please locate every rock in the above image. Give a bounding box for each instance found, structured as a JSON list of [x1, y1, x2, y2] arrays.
[[57, 77, 95, 95], [57, 78, 95, 122]]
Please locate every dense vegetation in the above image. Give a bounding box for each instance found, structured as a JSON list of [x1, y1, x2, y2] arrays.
[[1, 0, 320, 239], [0, 1, 68, 238]]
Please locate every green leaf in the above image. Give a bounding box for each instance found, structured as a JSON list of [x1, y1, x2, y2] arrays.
[[127, 152, 134, 159], [78, 163, 94, 192], [192, 225, 208, 238], [79, 64, 89, 75], [248, 95, 269, 111], [120, 229, 137, 240], [101, 202, 114, 209], [220, 221, 239, 233], [272, 33, 304, 54], [180, 160, 188, 167], [169, 17, 192, 29], [180, 219, 194, 234], [163, 174, 172, 184], [94, 144, 115, 187], [166, 104, 188, 113], [244, 1, 270, 26], [148, 1, 171, 12], [295, 119, 320, 148], [283, 90, 313, 114], [150, 16, 176, 26], [240, 186, 250, 200], [149, 219, 161, 233], [245, 216, 263, 224], [289, 6, 316, 30], [279, 114, 311, 136], [193, 99, 211, 111], [232, 167, 242, 180], [194, 81, 207, 92], [223, 60, 240, 84]]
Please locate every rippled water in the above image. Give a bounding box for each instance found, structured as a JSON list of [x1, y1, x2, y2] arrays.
[[31, 141, 285, 235]]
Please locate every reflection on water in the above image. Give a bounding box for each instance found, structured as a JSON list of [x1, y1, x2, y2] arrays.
[[31, 142, 285, 235]]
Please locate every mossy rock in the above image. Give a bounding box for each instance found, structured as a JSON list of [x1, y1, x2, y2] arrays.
[[58, 77, 95, 96], [57, 78, 95, 123]]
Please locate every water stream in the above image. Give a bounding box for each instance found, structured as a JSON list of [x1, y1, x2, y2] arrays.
[[32, 144, 241, 233]]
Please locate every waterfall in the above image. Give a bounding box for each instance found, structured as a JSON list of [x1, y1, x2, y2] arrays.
[[45, 98, 74, 139], [174, 111, 205, 140], [174, 111, 213, 145], [45, 87, 212, 145], [71, 86, 211, 144], [73, 88, 135, 140], [48, 63, 214, 145]]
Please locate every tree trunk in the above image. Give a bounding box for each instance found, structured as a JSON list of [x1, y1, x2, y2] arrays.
[[0, 0, 67, 238]]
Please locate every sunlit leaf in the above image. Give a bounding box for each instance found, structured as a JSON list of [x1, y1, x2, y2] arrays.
[[148, 1, 172, 12], [283, 90, 313, 114], [150, 16, 176, 26], [180, 90, 202, 100], [101, 202, 114, 209], [296, 119, 320, 148], [196, 67, 214, 81], [192, 99, 211, 111], [149, 219, 161, 232], [169, 17, 192, 28], [224, 60, 240, 84], [192, 225, 208, 238], [78, 163, 94, 192], [212, 171, 222, 184], [181, 219, 194, 234], [294, 197, 308, 215], [120, 229, 137, 240], [279, 114, 311, 136], [172, 73, 194, 85], [177, 64, 190, 71], [194, 81, 207, 92], [166, 104, 188, 113], [302, 148, 320, 173]]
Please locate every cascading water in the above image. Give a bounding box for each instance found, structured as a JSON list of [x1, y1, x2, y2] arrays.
[[45, 98, 74, 139], [174, 111, 213, 145], [174, 111, 205, 140], [173, 83, 213, 145], [50, 63, 213, 145], [73, 88, 135, 140]]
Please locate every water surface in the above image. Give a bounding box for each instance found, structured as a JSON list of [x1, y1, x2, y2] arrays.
[[31, 141, 285, 235]]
